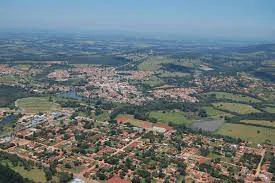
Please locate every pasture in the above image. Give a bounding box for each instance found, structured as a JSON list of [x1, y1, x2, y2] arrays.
[[240, 120, 275, 128], [148, 110, 192, 125], [206, 92, 261, 103], [203, 106, 232, 119], [212, 102, 260, 114], [16, 97, 60, 113], [138, 56, 173, 71], [216, 123, 275, 144]]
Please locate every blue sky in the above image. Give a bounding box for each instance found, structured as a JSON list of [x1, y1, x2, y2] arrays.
[[0, 0, 274, 39]]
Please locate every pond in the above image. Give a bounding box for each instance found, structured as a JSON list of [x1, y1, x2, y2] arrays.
[[56, 91, 83, 100], [0, 114, 17, 126], [188, 119, 224, 132]]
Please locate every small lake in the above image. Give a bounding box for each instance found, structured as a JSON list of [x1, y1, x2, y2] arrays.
[[189, 119, 224, 132], [0, 114, 17, 126]]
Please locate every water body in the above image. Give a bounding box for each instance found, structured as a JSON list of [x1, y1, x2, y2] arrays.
[[56, 91, 83, 100], [189, 119, 224, 132], [0, 114, 17, 126]]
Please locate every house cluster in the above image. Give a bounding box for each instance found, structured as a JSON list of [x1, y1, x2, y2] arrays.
[[72, 66, 151, 104], [0, 109, 273, 183], [151, 87, 199, 102], [47, 70, 70, 81]]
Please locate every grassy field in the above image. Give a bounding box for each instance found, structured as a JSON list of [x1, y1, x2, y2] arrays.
[[1, 160, 47, 182], [116, 114, 153, 129], [16, 97, 60, 113], [203, 106, 232, 119], [95, 110, 110, 122], [216, 123, 275, 144], [206, 92, 261, 103], [15, 64, 31, 71], [148, 110, 192, 125], [212, 102, 260, 114], [263, 106, 275, 113], [142, 76, 164, 87], [240, 120, 275, 128], [138, 56, 174, 71]]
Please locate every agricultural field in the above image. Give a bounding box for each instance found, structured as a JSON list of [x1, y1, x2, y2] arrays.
[[206, 92, 261, 103], [16, 97, 60, 114], [148, 110, 192, 125], [216, 123, 275, 144], [212, 102, 260, 114], [240, 120, 275, 128]]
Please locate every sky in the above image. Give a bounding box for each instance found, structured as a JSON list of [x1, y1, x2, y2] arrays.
[[0, 0, 274, 40]]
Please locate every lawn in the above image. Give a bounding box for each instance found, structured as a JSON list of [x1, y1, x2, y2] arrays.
[[148, 110, 192, 125], [216, 123, 275, 144], [206, 92, 261, 103], [212, 102, 260, 114], [16, 97, 60, 113]]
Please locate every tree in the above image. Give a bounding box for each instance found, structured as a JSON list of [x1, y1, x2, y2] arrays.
[[44, 168, 53, 181], [59, 172, 73, 183], [132, 176, 141, 183]]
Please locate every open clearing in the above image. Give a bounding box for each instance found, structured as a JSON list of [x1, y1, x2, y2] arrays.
[[212, 102, 260, 114], [148, 110, 192, 125], [206, 92, 261, 103], [116, 114, 172, 131], [16, 97, 60, 113], [216, 123, 275, 144]]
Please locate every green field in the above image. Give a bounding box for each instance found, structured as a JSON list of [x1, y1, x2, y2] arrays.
[[142, 76, 164, 87], [240, 120, 275, 128], [216, 123, 275, 144], [95, 110, 110, 122], [213, 102, 260, 114], [16, 97, 60, 113], [148, 110, 192, 125], [138, 56, 174, 71], [203, 106, 232, 119], [263, 106, 275, 113], [206, 92, 261, 103], [1, 160, 47, 182]]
